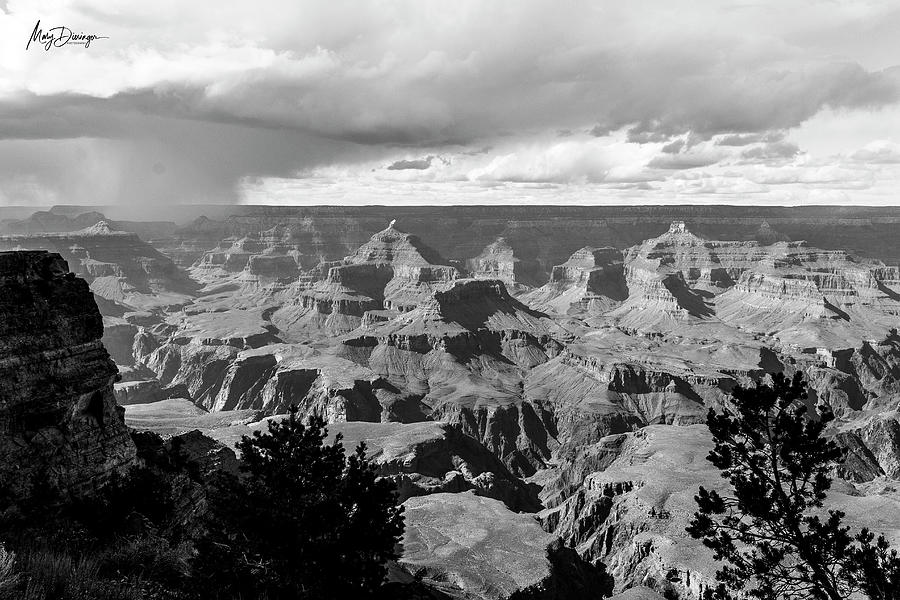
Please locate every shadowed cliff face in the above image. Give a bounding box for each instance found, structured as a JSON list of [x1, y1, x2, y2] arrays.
[[0, 251, 136, 498]]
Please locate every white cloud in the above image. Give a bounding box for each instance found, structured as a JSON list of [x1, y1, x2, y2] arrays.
[[850, 140, 900, 163], [0, 0, 899, 205], [4, 0, 899, 141]]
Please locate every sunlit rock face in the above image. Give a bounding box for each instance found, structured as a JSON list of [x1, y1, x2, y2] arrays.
[[190, 225, 311, 284], [337, 278, 568, 473], [400, 492, 609, 599], [0, 251, 136, 498], [601, 222, 900, 344], [342, 224, 459, 314], [0, 221, 196, 317], [524, 247, 628, 315], [135, 221, 900, 450], [271, 224, 459, 337], [467, 236, 545, 290], [148, 205, 900, 283]]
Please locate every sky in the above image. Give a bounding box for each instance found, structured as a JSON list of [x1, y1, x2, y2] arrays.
[[1, 0, 899, 207]]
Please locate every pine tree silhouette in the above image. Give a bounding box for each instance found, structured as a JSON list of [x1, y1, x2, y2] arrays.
[[194, 407, 405, 599], [687, 373, 900, 600]]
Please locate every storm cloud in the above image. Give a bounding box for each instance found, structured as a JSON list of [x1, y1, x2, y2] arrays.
[[1, 0, 899, 205]]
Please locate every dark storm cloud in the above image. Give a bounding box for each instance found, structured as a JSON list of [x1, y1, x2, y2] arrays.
[[618, 64, 898, 141], [627, 128, 680, 145], [2, 0, 900, 204], [0, 107, 362, 205], [10, 5, 900, 148], [588, 125, 613, 137], [386, 156, 434, 170]]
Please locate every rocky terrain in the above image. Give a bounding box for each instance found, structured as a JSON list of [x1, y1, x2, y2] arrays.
[[0, 251, 136, 498], [10, 204, 900, 281], [0, 221, 196, 317], [5, 205, 900, 598]]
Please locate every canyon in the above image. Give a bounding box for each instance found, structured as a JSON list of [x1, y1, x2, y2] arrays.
[[4, 204, 900, 599]]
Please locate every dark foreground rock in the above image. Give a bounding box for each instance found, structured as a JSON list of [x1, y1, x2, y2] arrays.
[[0, 250, 136, 498]]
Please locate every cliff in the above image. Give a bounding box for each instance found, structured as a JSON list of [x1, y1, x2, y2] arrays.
[[0, 222, 196, 316], [524, 247, 628, 315], [154, 205, 900, 286], [606, 222, 900, 344], [0, 251, 136, 498], [272, 224, 458, 337], [467, 237, 542, 289], [190, 225, 311, 287]]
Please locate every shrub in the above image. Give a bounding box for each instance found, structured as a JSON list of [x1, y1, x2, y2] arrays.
[[193, 408, 405, 600], [1, 545, 143, 600], [0, 544, 17, 593]]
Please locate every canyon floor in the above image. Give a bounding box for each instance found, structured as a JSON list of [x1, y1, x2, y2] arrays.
[[3, 205, 900, 599]]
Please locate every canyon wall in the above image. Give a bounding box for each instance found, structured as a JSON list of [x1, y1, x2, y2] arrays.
[[5, 205, 900, 599], [0, 251, 136, 498], [159, 206, 900, 285]]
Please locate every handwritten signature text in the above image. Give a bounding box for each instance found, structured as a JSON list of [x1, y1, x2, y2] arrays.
[[26, 20, 108, 51]]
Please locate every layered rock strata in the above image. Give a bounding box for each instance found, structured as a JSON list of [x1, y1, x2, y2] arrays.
[[0, 251, 136, 498], [607, 222, 900, 342], [190, 225, 310, 287], [467, 237, 538, 289], [151, 205, 900, 284], [524, 247, 628, 315], [272, 224, 458, 336], [0, 222, 195, 316]]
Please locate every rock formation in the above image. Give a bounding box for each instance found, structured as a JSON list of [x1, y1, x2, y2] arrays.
[[400, 492, 609, 599], [524, 247, 628, 315], [0, 209, 177, 242], [151, 205, 900, 284], [190, 225, 311, 288], [0, 251, 136, 498], [272, 224, 459, 337], [601, 222, 900, 344], [0, 222, 196, 318], [330, 421, 540, 511], [5, 206, 894, 599], [467, 237, 539, 289], [340, 278, 565, 474]]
